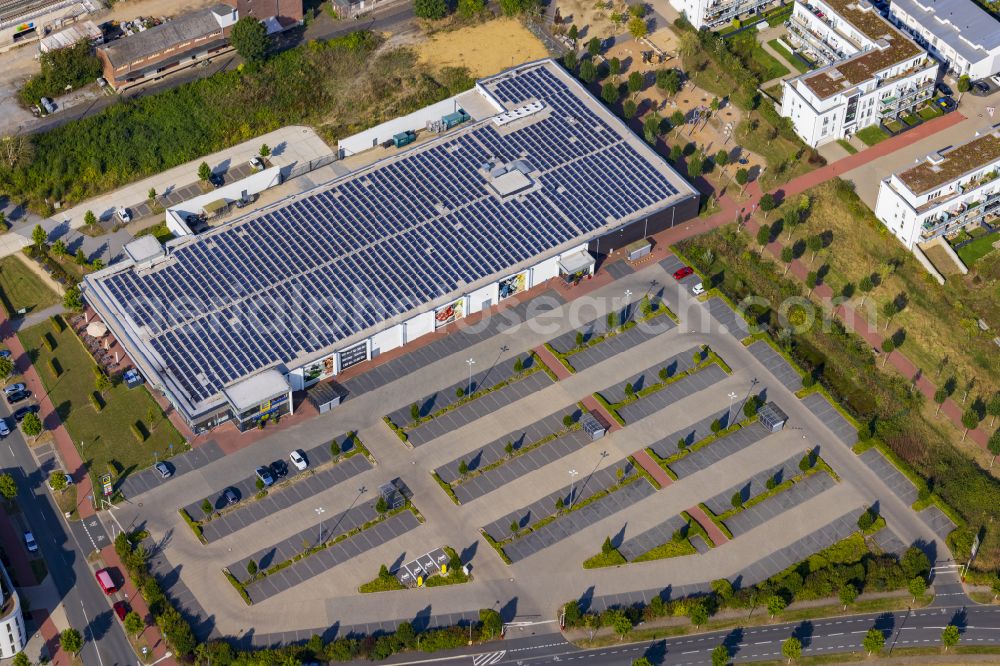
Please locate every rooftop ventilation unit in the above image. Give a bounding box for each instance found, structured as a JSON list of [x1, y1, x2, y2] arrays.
[[493, 101, 545, 127]]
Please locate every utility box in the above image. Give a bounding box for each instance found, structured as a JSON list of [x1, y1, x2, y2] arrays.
[[393, 131, 416, 148], [625, 237, 652, 261], [442, 109, 470, 129]]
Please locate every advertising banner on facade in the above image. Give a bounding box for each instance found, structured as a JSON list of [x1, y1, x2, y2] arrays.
[[303, 355, 336, 383], [498, 271, 527, 300], [434, 298, 465, 328]]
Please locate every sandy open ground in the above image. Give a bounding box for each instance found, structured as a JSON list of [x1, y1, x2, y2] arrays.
[[415, 18, 549, 77]]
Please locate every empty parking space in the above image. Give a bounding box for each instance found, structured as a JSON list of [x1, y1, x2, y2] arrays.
[[648, 407, 747, 460], [453, 430, 592, 504], [482, 463, 635, 542], [705, 298, 750, 338], [503, 479, 656, 563], [725, 471, 837, 537], [244, 510, 421, 603], [340, 296, 560, 399], [746, 341, 802, 391], [197, 455, 372, 543], [605, 261, 635, 279], [436, 410, 573, 484], [702, 452, 803, 517], [918, 505, 957, 541], [617, 363, 728, 424], [120, 440, 226, 499], [669, 424, 772, 478], [802, 393, 858, 445], [858, 448, 918, 505], [617, 514, 688, 561], [400, 371, 554, 447]]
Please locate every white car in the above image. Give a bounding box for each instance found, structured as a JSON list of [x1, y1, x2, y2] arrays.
[[46, 471, 73, 491], [691, 282, 705, 296], [249, 157, 264, 171], [116, 208, 132, 223], [289, 449, 308, 471], [3, 383, 25, 396], [23, 531, 38, 553]]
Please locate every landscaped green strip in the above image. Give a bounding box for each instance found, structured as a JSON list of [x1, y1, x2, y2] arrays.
[[698, 502, 734, 540], [549, 303, 678, 371], [855, 125, 889, 146], [836, 139, 859, 155], [178, 508, 206, 543], [654, 416, 756, 471], [631, 538, 696, 562], [481, 529, 512, 565], [682, 511, 715, 548], [767, 39, 810, 74], [359, 572, 406, 593], [628, 454, 662, 490], [223, 569, 252, 605], [603, 348, 731, 417], [544, 342, 577, 373], [432, 471, 460, 505], [383, 415, 409, 444], [582, 550, 627, 568], [591, 392, 626, 426], [452, 422, 583, 486]]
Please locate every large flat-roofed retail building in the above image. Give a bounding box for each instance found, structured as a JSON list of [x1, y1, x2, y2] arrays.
[[83, 60, 699, 432]]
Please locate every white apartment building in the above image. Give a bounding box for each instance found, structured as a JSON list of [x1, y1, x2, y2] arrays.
[[781, 0, 938, 147], [0, 560, 27, 659], [670, 0, 781, 29], [875, 124, 1000, 249], [888, 0, 1000, 80]]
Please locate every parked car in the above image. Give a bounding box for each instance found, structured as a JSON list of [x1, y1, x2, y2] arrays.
[[153, 461, 172, 478], [6, 390, 31, 405], [270, 460, 288, 479], [691, 282, 705, 296], [116, 207, 132, 223], [936, 96, 957, 112], [0, 418, 10, 437], [0, 350, 11, 359], [672, 266, 694, 280], [40, 97, 56, 114], [971, 80, 991, 96], [95, 568, 117, 594], [23, 531, 38, 553], [209, 173, 224, 188], [289, 450, 308, 471], [97, 77, 108, 88], [3, 383, 25, 395], [255, 466, 274, 487], [13, 404, 39, 422], [223, 487, 240, 505], [46, 471, 73, 491], [936, 82, 953, 96], [249, 157, 264, 171], [113, 600, 129, 621]]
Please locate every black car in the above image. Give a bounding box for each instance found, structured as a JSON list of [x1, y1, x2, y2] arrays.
[[270, 460, 288, 478], [971, 81, 991, 96], [223, 488, 239, 505], [936, 82, 953, 96], [6, 390, 31, 405], [209, 173, 225, 188], [13, 404, 39, 422]]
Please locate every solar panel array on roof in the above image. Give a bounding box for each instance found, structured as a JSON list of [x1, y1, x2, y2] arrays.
[[94, 63, 685, 407]]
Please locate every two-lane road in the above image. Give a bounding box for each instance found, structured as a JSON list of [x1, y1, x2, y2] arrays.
[[0, 405, 135, 665]]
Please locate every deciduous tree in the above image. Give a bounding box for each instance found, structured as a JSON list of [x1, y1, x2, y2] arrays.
[[231, 17, 269, 61]]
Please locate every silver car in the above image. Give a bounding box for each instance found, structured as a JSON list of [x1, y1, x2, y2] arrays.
[[3, 383, 25, 395]]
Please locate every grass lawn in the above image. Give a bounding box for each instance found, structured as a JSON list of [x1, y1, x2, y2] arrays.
[[0, 256, 59, 315], [855, 125, 890, 146], [632, 538, 697, 562], [767, 39, 810, 74], [956, 231, 999, 266], [752, 44, 790, 81], [359, 573, 406, 593], [917, 104, 943, 120], [582, 550, 627, 568], [836, 139, 858, 155], [884, 119, 905, 133], [133, 221, 175, 244], [902, 113, 920, 126], [18, 318, 187, 491]]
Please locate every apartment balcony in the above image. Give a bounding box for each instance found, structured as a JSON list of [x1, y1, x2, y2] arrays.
[[786, 18, 845, 66], [704, 0, 774, 25], [914, 171, 1000, 213], [920, 191, 1000, 239]]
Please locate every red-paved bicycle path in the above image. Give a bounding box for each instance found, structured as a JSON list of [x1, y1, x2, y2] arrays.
[[742, 215, 990, 449], [631, 449, 674, 489]]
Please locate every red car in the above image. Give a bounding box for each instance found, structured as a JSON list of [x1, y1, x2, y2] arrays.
[[672, 266, 694, 280], [113, 600, 129, 621], [95, 568, 117, 595]]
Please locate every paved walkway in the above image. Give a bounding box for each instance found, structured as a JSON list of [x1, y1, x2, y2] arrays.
[[2, 330, 96, 519], [533, 343, 573, 380], [743, 215, 991, 449], [631, 448, 673, 488], [685, 503, 729, 546]]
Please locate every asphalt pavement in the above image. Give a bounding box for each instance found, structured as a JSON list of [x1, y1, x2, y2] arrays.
[[0, 405, 135, 664]]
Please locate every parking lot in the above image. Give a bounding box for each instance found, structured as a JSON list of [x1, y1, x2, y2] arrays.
[[120, 440, 226, 498]]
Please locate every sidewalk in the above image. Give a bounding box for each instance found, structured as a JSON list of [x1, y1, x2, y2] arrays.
[[533, 344, 573, 380], [631, 449, 673, 488]]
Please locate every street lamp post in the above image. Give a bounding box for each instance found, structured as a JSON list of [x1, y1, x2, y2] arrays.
[[315, 506, 326, 545], [568, 469, 579, 508], [728, 391, 738, 426], [465, 358, 476, 396], [624, 289, 633, 324]]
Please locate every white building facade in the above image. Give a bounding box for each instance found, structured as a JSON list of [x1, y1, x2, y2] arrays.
[[875, 124, 1000, 249], [669, 0, 781, 29], [781, 0, 938, 147], [888, 0, 1000, 80], [0, 560, 27, 659]]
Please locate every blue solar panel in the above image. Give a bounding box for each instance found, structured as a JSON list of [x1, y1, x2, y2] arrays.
[[99, 62, 687, 405]]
